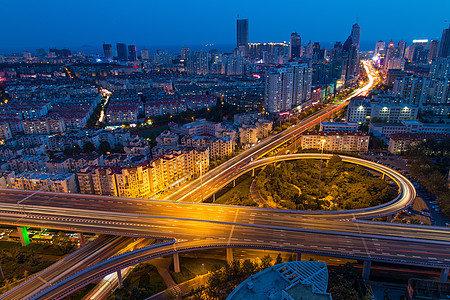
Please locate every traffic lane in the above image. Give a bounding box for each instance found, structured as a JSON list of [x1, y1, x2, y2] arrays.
[[3, 200, 450, 243], [1, 212, 449, 268]]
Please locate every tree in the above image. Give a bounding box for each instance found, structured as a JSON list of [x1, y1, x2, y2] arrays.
[[260, 254, 273, 269], [82, 142, 96, 153], [98, 141, 111, 154], [275, 254, 283, 265]]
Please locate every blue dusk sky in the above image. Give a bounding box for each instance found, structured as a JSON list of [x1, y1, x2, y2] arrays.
[[2, 0, 450, 52]]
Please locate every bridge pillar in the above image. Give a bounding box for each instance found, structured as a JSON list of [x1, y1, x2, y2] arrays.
[[296, 252, 302, 261], [440, 268, 449, 282], [173, 253, 180, 273], [232, 180, 236, 187], [252, 168, 255, 177], [388, 215, 393, 222], [212, 194, 216, 202], [117, 270, 123, 289], [226, 248, 233, 263], [77, 232, 85, 247], [17, 226, 30, 246], [382, 173, 385, 180], [362, 260, 371, 281]]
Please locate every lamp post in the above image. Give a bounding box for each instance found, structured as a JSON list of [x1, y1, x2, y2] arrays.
[[318, 139, 326, 197]]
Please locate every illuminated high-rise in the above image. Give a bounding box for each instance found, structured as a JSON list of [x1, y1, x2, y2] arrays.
[[264, 61, 312, 114], [128, 45, 137, 61], [116, 43, 127, 61], [289, 32, 301, 59], [438, 25, 450, 58], [103, 43, 113, 60], [237, 19, 249, 56]]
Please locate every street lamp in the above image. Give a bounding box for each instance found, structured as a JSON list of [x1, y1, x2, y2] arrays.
[[318, 139, 326, 197]]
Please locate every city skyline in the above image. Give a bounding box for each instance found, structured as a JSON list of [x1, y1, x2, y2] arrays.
[[2, 0, 450, 52]]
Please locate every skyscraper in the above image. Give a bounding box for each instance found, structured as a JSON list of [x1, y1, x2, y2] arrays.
[[289, 32, 301, 59], [428, 40, 439, 62], [438, 25, 450, 58], [342, 36, 358, 80], [141, 49, 149, 60], [350, 23, 361, 73], [237, 19, 249, 56], [116, 43, 127, 61], [374, 40, 385, 57], [128, 45, 137, 61], [103, 44, 113, 61], [351, 23, 361, 51], [264, 62, 312, 114], [397, 40, 406, 57]]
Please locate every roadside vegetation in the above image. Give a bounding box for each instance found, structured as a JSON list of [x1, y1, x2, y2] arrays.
[[0, 234, 74, 292], [108, 263, 166, 300], [405, 138, 450, 216]]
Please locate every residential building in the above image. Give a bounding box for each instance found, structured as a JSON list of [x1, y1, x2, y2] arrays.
[[347, 99, 418, 124], [388, 133, 449, 154], [301, 131, 369, 152], [264, 62, 312, 114], [9, 172, 77, 193], [369, 120, 450, 138], [320, 122, 358, 132]]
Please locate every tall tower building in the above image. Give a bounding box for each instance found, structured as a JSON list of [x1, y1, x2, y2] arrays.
[[428, 40, 439, 62], [141, 49, 149, 60], [351, 23, 361, 73], [237, 19, 249, 56], [116, 43, 127, 61], [438, 25, 450, 58], [351, 23, 361, 50], [103, 44, 113, 60], [128, 45, 137, 61], [289, 32, 301, 59], [264, 62, 312, 114], [342, 36, 358, 80], [374, 40, 385, 57], [397, 40, 407, 57]]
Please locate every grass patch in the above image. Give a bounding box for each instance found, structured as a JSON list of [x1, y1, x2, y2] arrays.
[[170, 257, 226, 284], [214, 172, 253, 205], [134, 126, 168, 139], [109, 263, 166, 300]]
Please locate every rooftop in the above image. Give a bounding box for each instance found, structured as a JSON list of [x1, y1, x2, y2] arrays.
[[227, 261, 332, 300]]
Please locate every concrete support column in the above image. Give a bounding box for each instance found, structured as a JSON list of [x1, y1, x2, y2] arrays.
[[296, 252, 302, 261], [440, 268, 449, 282], [388, 215, 393, 222], [17, 226, 30, 246], [173, 253, 180, 273], [363, 261, 371, 281], [77, 232, 85, 247], [252, 169, 255, 177], [226, 248, 233, 263], [382, 173, 385, 180], [212, 194, 216, 202], [117, 270, 123, 289], [232, 180, 236, 187]]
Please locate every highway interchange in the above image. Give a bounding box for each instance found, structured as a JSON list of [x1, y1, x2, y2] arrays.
[[1, 61, 449, 299]]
